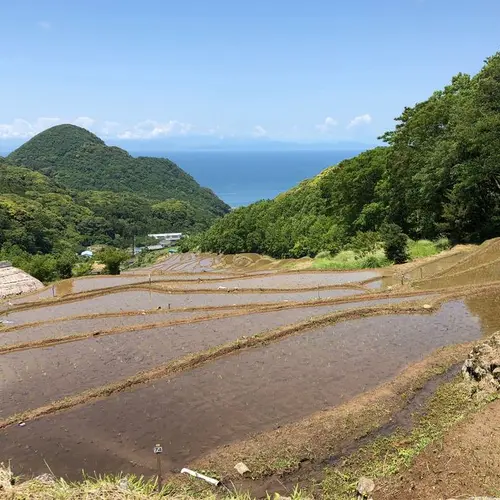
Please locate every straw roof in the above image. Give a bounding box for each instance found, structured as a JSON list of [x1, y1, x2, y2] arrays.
[[0, 262, 43, 299]]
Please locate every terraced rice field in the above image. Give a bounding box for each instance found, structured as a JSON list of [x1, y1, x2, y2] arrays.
[[1, 250, 499, 484]]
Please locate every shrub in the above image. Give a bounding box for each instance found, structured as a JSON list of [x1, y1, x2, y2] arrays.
[[55, 252, 78, 279], [408, 239, 438, 259], [347, 231, 380, 256], [27, 254, 58, 283], [360, 253, 390, 268], [435, 237, 451, 251], [96, 247, 129, 275], [73, 261, 93, 277], [381, 223, 409, 264], [315, 250, 332, 259]]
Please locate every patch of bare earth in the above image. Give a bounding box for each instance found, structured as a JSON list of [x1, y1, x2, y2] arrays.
[[376, 398, 500, 500]]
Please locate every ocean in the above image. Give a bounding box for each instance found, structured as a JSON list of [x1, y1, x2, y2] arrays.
[[136, 150, 362, 207]]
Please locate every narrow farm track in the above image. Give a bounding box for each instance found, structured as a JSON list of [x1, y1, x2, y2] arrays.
[[1, 251, 500, 484]]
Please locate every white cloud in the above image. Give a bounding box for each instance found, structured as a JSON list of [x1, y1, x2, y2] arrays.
[[100, 121, 121, 137], [253, 125, 267, 137], [316, 116, 338, 133], [117, 120, 192, 139], [38, 21, 51, 30], [347, 114, 372, 129], [73, 116, 95, 129], [0, 117, 61, 139]]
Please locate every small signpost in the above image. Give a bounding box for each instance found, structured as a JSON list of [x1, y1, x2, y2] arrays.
[[154, 444, 163, 492]]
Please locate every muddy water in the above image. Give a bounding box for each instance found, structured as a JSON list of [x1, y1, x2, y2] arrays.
[[0, 297, 418, 416], [465, 289, 500, 335], [363, 279, 384, 289], [149, 253, 220, 273], [0, 295, 430, 347], [0, 311, 214, 347], [0, 301, 482, 478], [171, 271, 380, 290], [417, 258, 500, 290], [376, 253, 471, 290], [412, 252, 469, 280], [0, 289, 364, 326]]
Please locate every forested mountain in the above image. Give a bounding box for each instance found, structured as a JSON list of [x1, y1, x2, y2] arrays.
[[185, 53, 500, 257], [7, 124, 229, 219], [0, 125, 230, 273], [0, 159, 221, 257]]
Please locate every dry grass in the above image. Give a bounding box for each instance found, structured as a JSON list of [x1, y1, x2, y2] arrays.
[[0, 462, 259, 500], [320, 375, 497, 499]]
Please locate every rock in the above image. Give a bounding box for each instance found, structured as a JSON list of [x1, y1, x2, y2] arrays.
[[422, 304, 432, 309], [118, 478, 129, 490], [462, 332, 500, 398], [234, 462, 250, 475], [356, 476, 375, 498], [35, 473, 55, 485]]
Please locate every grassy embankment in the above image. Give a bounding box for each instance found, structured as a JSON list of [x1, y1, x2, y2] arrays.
[[312, 238, 450, 271]]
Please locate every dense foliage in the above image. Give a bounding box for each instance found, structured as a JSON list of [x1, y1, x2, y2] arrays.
[[183, 53, 500, 258], [96, 247, 129, 275], [7, 124, 229, 219], [0, 126, 230, 280]]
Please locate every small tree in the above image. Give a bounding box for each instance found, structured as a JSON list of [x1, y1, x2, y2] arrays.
[[381, 223, 409, 264], [97, 247, 129, 275], [347, 231, 380, 256], [27, 254, 58, 283], [55, 252, 77, 279]]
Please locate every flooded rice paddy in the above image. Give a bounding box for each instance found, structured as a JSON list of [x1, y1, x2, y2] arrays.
[[1, 251, 498, 480], [0, 301, 483, 477], [0, 288, 365, 326]]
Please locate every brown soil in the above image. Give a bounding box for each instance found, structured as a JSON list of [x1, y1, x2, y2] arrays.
[[1, 288, 365, 325], [0, 311, 209, 347], [0, 298, 411, 417], [0, 296, 417, 352], [2, 244, 500, 493], [376, 398, 500, 499], [0, 301, 482, 479], [169, 271, 381, 289]]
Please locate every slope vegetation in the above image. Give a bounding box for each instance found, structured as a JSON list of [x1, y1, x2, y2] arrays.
[[186, 52, 500, 257], [7, 124, 229, 218]]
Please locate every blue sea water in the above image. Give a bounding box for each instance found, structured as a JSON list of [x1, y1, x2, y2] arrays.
[[138, 150, 362, 207]]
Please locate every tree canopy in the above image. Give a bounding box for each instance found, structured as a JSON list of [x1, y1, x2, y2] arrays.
[[0, 125, 231, 278], [7, 124, 230, 220], [184, 52, 500, 258]]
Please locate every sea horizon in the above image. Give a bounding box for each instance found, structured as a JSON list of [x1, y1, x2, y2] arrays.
[[132, 149, 364, 207]]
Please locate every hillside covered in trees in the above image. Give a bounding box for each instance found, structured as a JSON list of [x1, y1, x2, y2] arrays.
[[7, 124, 229, 219], [0, 126, 230, 279], [183, 53, 500, 258]]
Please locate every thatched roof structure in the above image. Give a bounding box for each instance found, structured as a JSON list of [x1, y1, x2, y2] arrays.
[[0, 261, 43, 299]]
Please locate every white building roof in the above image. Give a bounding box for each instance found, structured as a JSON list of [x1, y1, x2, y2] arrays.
[[148, 233, 183, 239]]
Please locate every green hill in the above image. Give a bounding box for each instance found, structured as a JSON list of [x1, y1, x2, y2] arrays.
[[1, 126, 231, 281], [7, 124, 229, 218], [185, 52, 500, 258]]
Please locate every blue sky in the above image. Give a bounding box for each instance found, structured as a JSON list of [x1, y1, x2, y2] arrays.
[[1, 0, 499, 148]]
